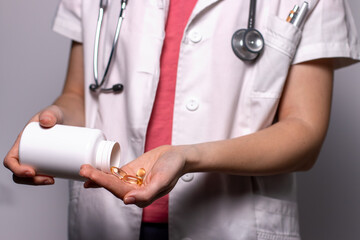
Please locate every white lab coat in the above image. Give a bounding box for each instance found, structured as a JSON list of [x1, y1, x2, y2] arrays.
[[53, 0, 359, 239]]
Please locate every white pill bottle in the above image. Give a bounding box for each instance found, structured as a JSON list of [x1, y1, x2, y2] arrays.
[[19, 122, 121, 180]]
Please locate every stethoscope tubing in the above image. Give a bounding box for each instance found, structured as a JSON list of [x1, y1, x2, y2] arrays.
[[93, 6, 104, 87], [92, 0, 127, 91], [248, 0, 256, 29]]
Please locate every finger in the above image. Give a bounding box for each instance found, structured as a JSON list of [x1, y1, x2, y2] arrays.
[[4, 110, 49, 173], [124, 189, 170, 208], [39, 105, 64, 128], [83, 180, 101, 188], [6, 161, 36, 178], [80, 165, 135, 198], [80, 165, 120, 188], [124, 176, 169, 207], [3, 144, 36, 178], [13, 174, 54, 186]]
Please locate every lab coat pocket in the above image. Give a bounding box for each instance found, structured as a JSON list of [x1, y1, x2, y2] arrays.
[[251, 15, 302, 96], [123, 0, 165, 75], [136, 9, 165, 75], [129, 2, 165, 126], [249, 16, 302, 130], [254, 195, 300, 240], [136, 35, 164, 75]]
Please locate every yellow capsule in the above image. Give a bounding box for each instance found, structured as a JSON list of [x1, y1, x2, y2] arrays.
[[136, 168, 146, 179], [123, 175, 143, 186], [110, 166, 127, 180]]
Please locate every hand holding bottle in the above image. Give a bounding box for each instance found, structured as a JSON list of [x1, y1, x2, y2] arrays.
[[3, 105, 64, 185]]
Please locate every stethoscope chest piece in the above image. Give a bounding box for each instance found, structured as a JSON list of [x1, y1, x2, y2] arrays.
[[232, 29, 264, 61], [231, 0, 264, 62]]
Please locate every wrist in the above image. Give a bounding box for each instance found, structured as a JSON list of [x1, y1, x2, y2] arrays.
[[176, 144, 202, 175]]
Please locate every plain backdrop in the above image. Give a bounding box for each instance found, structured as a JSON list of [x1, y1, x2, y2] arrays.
[[0, 1, 359, 239]]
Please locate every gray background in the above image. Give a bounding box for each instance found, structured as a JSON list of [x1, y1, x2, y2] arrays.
[[0, 1, 359, 239]]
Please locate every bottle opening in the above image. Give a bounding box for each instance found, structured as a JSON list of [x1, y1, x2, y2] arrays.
[[110, 142, 121, 168], [97, 141, 121, 172]]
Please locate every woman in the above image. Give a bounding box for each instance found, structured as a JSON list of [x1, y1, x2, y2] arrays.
[[4, 0, 359, 239]]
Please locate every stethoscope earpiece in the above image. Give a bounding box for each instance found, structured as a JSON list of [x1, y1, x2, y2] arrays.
[[231, 0, 264, 62], [89, 83, 124, 93], [112, 84, 124, 93], [89, 84, 98, 92]]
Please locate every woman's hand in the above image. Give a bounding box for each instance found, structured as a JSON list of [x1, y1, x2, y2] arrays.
[[80, 145, 189, 208], [3, 105, 64, 185], [4, 42, 85, 186]]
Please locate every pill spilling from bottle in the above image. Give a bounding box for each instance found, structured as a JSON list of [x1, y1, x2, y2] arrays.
[[111, 166, 146, 186]]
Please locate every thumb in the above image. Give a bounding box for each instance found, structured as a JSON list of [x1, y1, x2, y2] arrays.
[[123, 186, 157, 207], [38, 105, 64, 128], [123, 177, 168, 207]]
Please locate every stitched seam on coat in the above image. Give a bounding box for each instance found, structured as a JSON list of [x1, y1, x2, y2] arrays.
[[254, 207, 296, 217], [257, 231, 300, 240]]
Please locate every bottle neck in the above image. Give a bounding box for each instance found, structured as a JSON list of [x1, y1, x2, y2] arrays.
[[95, 140, 121, 172]]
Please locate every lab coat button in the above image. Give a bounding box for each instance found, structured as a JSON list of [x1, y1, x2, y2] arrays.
[[186, 99, 199, 111], [181, 173, 194, 182], [189, 31, 202, 43]]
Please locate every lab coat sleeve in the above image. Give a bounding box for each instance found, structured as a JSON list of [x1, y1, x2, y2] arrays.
[[52, 0, 83, 43], [292, 0, 360, 69]]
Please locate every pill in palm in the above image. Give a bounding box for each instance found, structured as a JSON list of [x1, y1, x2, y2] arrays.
[[136, 168, 146, 179]]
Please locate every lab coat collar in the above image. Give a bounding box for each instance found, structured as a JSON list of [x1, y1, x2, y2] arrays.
[[192, 0, 224, 19], [183, 0, 224, 33]]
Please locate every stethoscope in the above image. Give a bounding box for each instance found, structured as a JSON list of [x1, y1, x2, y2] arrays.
[[232, 0, 264, 61], [90, 0, 127, 93], [90, 0, 264, 93]]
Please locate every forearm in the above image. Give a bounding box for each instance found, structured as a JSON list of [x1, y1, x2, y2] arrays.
[[53, 92, 85, 127], [52, 41, 85, 127], [183, 117, 327, 176]]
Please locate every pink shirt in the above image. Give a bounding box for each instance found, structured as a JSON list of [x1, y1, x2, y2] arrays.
[[142, 0, 198, 223]]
